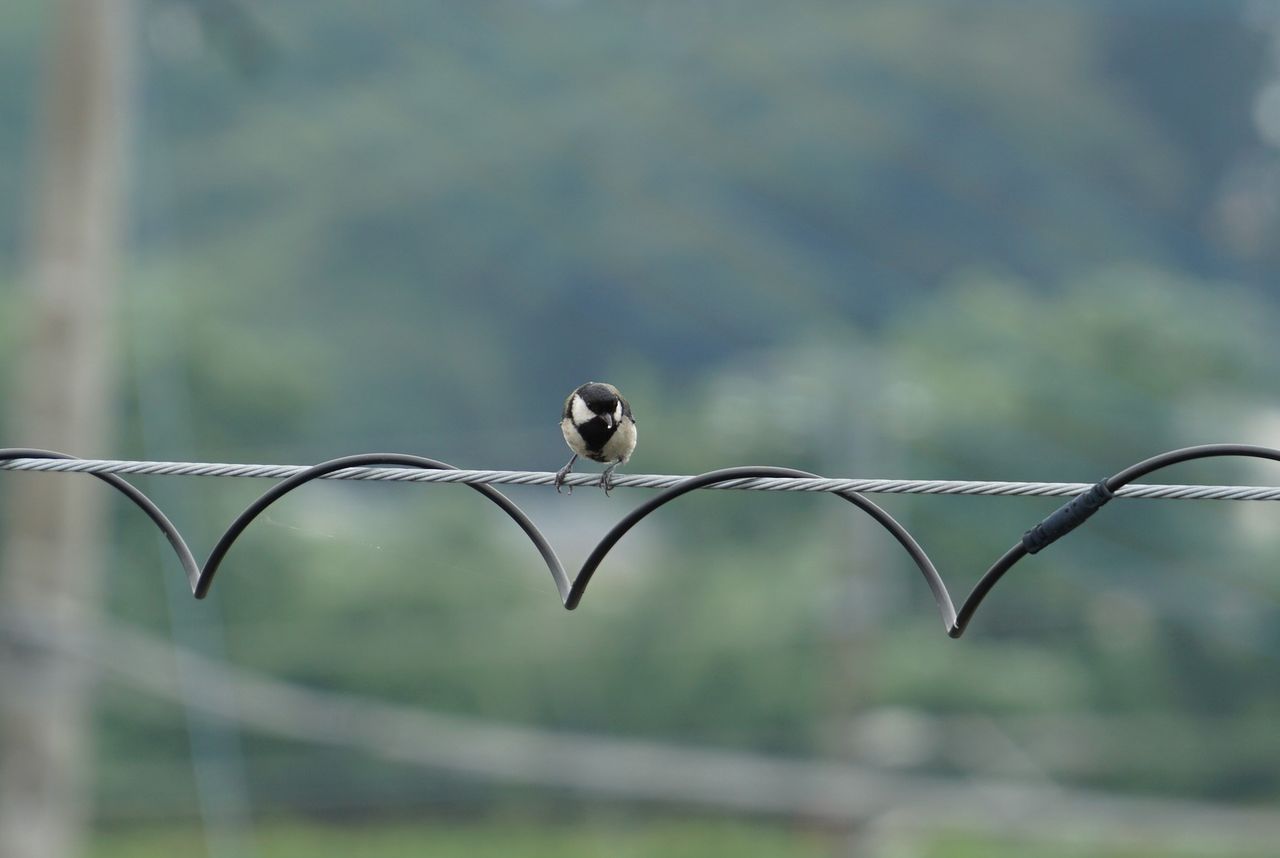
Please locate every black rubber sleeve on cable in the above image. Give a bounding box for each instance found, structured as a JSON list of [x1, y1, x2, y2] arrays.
[[1020, 480, 1115, 555]]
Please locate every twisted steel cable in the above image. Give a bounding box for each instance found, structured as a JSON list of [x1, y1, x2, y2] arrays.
[[1, 444, 1277, 639], [2, 456, 1279, 501]]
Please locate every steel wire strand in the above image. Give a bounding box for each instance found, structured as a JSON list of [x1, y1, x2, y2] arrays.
[[3, 457, 1280, 501]]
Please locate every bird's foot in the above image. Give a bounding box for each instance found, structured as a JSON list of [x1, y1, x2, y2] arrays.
[[555, 460, 575, 495], [601, 462, 621, 496]]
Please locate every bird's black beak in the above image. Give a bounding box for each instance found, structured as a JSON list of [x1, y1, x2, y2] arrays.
[[602, 413, 615, 431]]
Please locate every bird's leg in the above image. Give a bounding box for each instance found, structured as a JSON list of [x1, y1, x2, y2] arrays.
[[601, 460, 622, 495], [554, 454, 578, 494]]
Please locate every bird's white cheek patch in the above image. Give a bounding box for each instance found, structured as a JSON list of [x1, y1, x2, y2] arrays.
[[571, 394, 595, 426], [614, 401, 623, 422]]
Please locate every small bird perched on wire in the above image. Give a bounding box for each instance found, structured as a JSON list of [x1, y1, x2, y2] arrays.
[[556, 382, 637, 495]]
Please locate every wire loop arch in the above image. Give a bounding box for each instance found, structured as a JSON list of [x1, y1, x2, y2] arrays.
[[194, 454, 570, 600], [0, 448, 202, 591], [562, 466, 957, 631]]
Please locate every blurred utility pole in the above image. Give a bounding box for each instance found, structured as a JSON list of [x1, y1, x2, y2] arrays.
[[833, 354, 883, 858], [0, 2, 133, 858]]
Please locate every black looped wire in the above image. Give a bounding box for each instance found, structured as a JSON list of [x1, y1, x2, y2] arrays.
[[194, 453, 570, 600], [2, 443, 1276, 639], [948, 443, 1280, 638], [562, 466, 954, 625], [0, 448, 203, 592]]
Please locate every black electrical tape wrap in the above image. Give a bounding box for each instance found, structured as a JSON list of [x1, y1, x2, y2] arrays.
[[1021, 480, 1114, 555]]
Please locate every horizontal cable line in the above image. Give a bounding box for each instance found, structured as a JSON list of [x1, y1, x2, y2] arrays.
[[1, 457, 1277, 501], [5, 443, 1277, 635]]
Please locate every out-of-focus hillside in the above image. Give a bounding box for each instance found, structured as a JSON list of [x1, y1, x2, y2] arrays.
[[1, 1, 1279, 852], [104, 1, 1275, 461]]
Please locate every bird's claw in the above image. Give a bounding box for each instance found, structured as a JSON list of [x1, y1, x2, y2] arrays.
[[554, 465, 573, 495], [601, 464, 619, 496]]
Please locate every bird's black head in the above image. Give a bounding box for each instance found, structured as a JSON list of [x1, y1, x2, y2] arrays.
[[567, 382, 626, 432], [576, 382, 620, 414]]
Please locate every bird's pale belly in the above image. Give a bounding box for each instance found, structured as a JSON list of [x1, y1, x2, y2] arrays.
[[561, 417, 636, 463], [599, 419, 636, 464]]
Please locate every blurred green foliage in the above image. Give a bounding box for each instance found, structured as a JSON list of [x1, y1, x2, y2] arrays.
[[1, 0, 1278, 847]]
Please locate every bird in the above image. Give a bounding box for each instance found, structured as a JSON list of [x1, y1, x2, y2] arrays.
[[555, 381, 637, 495]]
